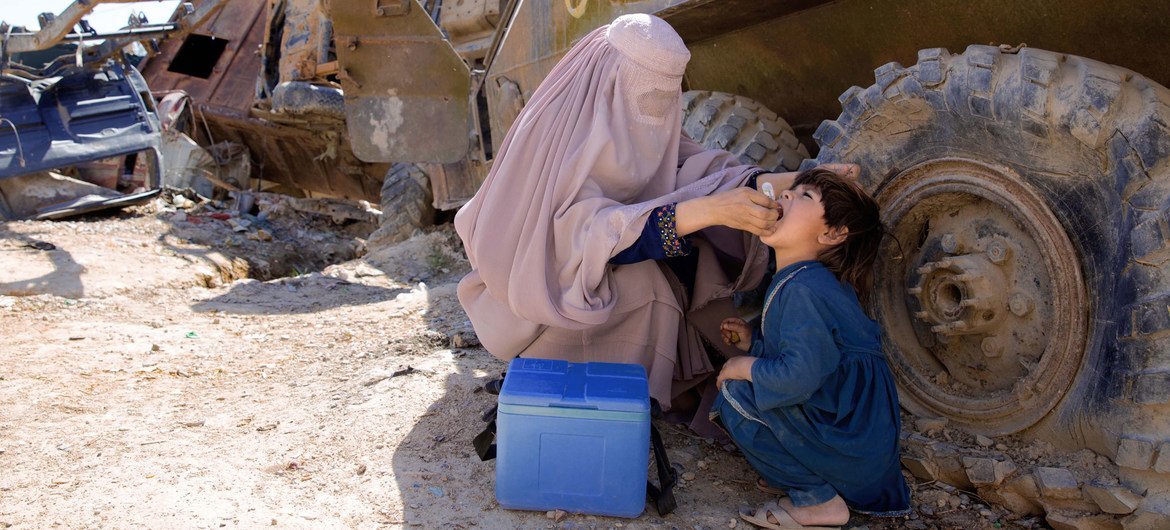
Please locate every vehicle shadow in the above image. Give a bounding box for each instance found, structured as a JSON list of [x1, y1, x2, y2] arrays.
[[1, 221, 89, 299]]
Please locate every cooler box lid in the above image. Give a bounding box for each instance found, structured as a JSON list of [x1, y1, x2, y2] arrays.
[[498, 358, 650, 413]]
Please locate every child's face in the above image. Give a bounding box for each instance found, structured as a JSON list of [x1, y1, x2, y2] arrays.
[[760, 184, 831, 251]]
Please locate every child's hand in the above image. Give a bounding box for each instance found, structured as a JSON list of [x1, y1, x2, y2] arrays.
[[716, 355, 757, 389], [720, 318, 752, 351]]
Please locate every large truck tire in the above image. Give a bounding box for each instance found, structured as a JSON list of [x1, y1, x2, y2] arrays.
[[681, 90, 809, 172], [369, 163, 435, 248], [808, 45, 1170, 519]]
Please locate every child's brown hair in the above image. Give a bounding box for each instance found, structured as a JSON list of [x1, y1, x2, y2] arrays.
[[792, 167, 885, 302]]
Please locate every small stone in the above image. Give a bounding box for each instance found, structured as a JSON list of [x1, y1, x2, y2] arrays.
[[682, 472, 696, 481], [1046, 511, 1125, 530], [963, 456, 1017, 487], [151, 344, 160, 352], [915, 417, 948, 434], [356, 464, 367, 476], [1150, 442, 1170, 474], [900, 455, 939, 481], [697, 460, 709, 470], [546, 509, 566, 522], [975, 435, 994, 447], [996, 443, 1009, 451], [980, 509, 994, 518], [1115, 437, 1155, 470], [1034, 467, 1080, 499], [728, 519, 737, 528], [181, 420, 205, 428], [1084, 482, 1140, 514]]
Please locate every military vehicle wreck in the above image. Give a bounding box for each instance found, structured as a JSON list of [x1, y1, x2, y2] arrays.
[[137, 0, 1170, 525], [0, 0, 224, 220]]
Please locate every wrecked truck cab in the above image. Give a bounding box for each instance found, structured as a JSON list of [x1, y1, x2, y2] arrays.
[[0, 56, 163, 220], [0, 0, 224, 220]]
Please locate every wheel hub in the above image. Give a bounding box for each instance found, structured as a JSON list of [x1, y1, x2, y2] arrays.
[[873, 159, 1087, 434]]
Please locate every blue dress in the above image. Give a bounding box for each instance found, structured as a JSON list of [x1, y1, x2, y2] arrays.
[[712, 260, 910, 515]]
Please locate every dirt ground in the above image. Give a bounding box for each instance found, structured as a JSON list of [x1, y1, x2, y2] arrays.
[[0, 195, 1045, 529]]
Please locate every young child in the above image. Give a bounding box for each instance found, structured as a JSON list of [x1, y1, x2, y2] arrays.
[[715, 167, 910, 529]]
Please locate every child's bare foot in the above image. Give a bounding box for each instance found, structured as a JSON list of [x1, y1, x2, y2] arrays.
[[776, 495, 849, 526]]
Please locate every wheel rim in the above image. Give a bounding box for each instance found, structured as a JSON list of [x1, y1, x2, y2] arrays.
[[874, 158, 1088, 435]]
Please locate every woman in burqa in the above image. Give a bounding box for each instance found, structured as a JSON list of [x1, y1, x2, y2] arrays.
[[455, 13, 842, 436]]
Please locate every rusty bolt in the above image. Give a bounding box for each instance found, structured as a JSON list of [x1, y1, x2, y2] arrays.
[[940, 233, 958, 253], [986, 240, 1010, 264], [1009, 293, 1034, 316], [981, 337, 1003, 358]]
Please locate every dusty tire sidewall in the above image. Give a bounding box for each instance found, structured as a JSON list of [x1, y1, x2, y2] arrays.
[[816, 48, 1140, 453]]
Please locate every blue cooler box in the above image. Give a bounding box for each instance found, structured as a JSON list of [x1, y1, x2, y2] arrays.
[[495, 358, 650, 518]]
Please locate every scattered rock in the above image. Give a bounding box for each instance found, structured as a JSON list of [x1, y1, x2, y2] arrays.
[[1084, 482, 1140, 515], [1034, 467, 1081, 500], [975, 435, 994, 447], [256, 423, 278, 432], [682, 472, 696, 481], [1115, 438, 1155, 470], [546, 509, 566, 522], [728, 518, 737, 528], [451, 332, 480, 349], [1046, 510, 1123, 530], [963, 456, 1017, 487], [180, 420, 205, 428], [915, 417, 948, 434], [356, 464, 367, 476]]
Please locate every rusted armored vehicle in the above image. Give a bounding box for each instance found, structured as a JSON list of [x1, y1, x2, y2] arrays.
[[146, 0, 1170, 524]]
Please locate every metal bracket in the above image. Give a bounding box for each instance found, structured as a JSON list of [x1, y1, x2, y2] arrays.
[[375, 0, 411, 17]]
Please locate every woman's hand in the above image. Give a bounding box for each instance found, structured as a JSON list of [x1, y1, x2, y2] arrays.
[[716, 355, 757, 389], [675, 188, 779, 237], [720, 317, 752, 351]]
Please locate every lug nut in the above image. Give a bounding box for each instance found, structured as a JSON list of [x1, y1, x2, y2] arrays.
[[981, 337, 1003, 358], [986, 240, 1010, 264], [940, 233, 958, 253], [1009, 293, 1034, 316]]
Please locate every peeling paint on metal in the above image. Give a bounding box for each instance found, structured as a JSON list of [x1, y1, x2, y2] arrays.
[[367, 90, 405, 150]]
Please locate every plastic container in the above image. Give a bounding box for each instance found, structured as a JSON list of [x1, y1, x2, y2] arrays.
[[495, 358, 650, 518]]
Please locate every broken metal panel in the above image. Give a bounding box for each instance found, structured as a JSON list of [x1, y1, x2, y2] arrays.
[[330, 0, 471, 164], [0, 61, 162, 182], [0, 170, 159, 220], [197, 110, 385, 201], [138, 0, 268, 116]]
